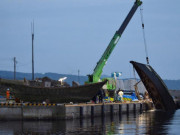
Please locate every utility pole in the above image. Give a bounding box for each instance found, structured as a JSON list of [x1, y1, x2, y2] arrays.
[[14, 57, 17, 80], [31, 21, 34, 81], [78, 69, 80, 83]]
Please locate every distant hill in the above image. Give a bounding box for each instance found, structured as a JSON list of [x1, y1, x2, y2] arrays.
[[0, 71, 88, 86], [0, 71, 180, 90], [163, 80, 180, 90]]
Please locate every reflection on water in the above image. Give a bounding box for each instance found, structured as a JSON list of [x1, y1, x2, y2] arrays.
[[0, 110, 180, 135]]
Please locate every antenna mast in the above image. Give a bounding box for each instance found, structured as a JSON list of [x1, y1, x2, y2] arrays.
[[31, 21, 35, 80]]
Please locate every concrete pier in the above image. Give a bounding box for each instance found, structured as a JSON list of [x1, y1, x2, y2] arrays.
[[0, 101, 153, 120]]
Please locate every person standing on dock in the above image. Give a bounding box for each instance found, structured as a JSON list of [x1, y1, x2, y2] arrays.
[[6, 88, 10, 100], [98, 89, 105, 103], [118, 90, 124, 102]]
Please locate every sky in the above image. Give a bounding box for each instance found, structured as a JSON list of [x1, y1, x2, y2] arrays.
[[0, 0, 180, 80]]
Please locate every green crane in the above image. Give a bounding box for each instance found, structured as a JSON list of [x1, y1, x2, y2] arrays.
[[87, 0, 142, 84]]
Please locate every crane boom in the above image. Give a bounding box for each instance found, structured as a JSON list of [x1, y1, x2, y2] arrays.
[[88, 0, 142, 83]]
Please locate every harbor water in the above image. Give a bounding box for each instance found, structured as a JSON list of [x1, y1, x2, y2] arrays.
[[0, 109, 179, 135]]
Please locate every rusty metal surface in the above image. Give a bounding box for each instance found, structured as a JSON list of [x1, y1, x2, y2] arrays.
[[130, 61, 176, 111]]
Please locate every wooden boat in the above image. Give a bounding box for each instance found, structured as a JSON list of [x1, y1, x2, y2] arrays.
[[130, 61, 176, 111], [0, 78, 107, 103]]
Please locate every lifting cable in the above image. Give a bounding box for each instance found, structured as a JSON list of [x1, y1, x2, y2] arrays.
[[140, 5, 149, 65], [133, 66, 137, 82]]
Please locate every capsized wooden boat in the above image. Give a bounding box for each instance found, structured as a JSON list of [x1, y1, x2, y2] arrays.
[[0, 78, 107, 103], [130, 61, 176, 111]]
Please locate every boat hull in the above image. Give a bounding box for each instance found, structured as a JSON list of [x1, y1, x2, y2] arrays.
[[130, 61, 176, 111], [0, 79, 107, 103]]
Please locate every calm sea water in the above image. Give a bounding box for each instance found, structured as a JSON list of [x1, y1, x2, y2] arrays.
[[0, 109, 180, 135]]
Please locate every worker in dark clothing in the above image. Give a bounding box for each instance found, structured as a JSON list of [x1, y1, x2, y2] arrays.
[[98, 89, 105, 103], [92, 95, 97, 104]]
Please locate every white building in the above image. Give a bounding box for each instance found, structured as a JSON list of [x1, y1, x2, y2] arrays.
[[116, 79, 146, 94]]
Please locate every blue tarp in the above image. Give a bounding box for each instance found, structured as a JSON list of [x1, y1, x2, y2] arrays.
[[123, 92, 138, 101], [0, 95, 4, 98]]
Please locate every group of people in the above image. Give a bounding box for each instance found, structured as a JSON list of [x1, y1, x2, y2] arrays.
[[92, 89, 125, 103]]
